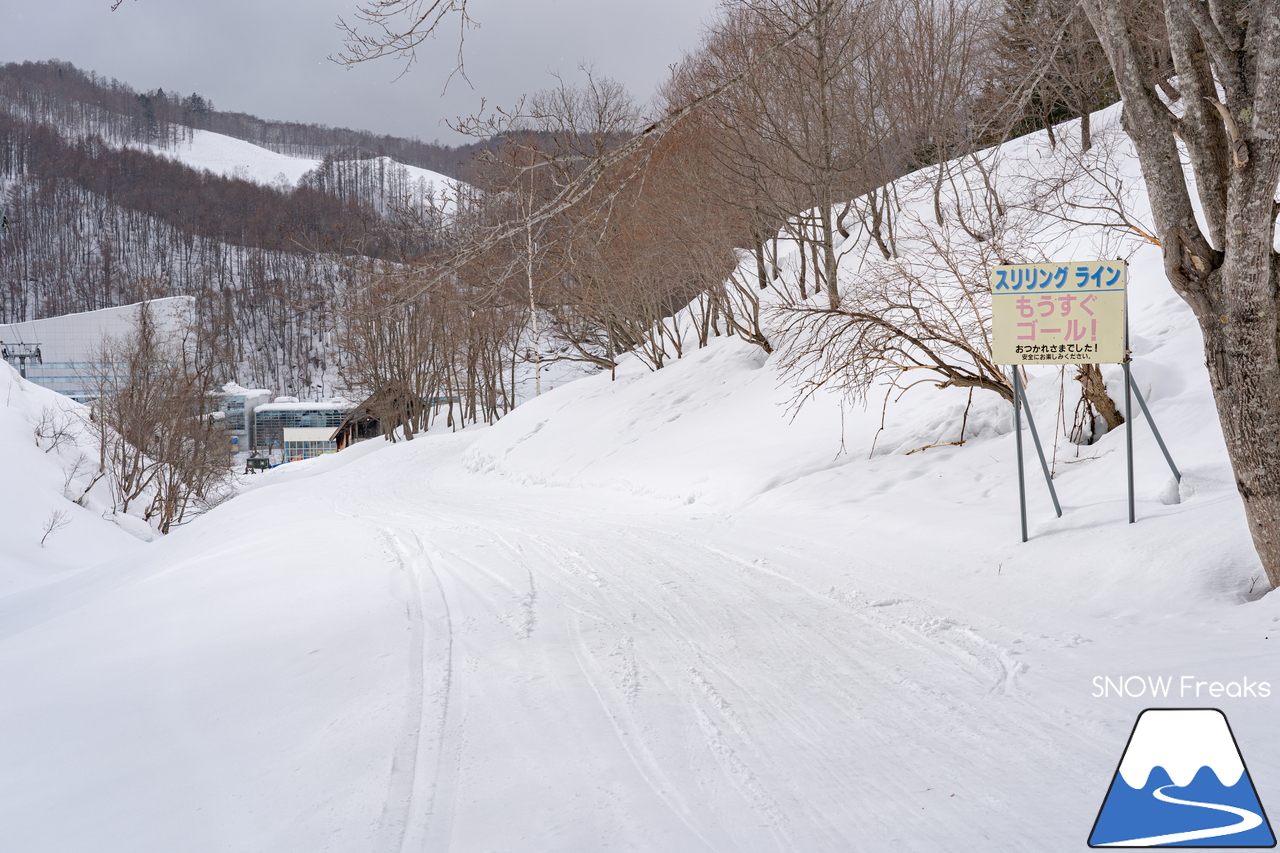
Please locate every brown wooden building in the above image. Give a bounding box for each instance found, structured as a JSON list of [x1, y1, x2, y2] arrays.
[[330, 384, 429, 450]]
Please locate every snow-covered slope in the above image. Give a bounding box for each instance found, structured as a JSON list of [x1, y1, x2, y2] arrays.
[[142, 128, 456, 195], [2, 108, 1276, 852], [0, 365, 144, 596]]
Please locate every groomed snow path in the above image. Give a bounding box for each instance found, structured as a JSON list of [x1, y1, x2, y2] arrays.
[[4, 412, 1276, 853]]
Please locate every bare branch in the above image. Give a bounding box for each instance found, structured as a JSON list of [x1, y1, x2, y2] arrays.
[[353, 4, 829, 313], [331, 0, 476, 85], [1206, 97, 1250, 166]]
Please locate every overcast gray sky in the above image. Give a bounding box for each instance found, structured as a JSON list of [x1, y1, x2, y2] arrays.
[[1, 0, 723, 145]]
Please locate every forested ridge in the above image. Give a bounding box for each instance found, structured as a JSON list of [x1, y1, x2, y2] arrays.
[[0, 113, 382, 257], [0, 60, 481, 176], [0, 129, 357, 397], [0, 61, 472, 397], [0, 0, 1126, 411]]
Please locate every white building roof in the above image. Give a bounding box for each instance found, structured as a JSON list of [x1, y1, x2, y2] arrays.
[[255, 400, 353, 413], [0, 297, 195, 364]]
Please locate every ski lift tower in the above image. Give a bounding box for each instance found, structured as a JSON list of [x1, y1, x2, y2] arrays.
[[1, 342, 43, 378]]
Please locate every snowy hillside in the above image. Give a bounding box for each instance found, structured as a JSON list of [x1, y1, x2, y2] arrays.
[[2, 108, 1277, 852], [141, 128, 458, 196], [0, 365, 145, 597]]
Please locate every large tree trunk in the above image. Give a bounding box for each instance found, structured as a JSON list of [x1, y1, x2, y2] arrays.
[[1081, 0, 1280, 586], [1201, 294, 1280, 583]]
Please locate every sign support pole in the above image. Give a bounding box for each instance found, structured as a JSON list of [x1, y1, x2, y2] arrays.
[[1015, 370, 1028, 543], [1013, 369, 1063, 541], [1022, 373, 1063, 518], [1123, 277, 1135, 524], [1128, 375, 1181, 482], [1124, 359, 1135, 523]]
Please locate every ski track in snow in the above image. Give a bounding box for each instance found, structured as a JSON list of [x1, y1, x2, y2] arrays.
[[335, 508, 464, 853], [368, 528, 424, 853], [310, 446, 1099, 852]]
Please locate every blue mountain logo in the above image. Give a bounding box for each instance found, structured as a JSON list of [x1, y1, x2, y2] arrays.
[[1090, 708, 1275, 847]]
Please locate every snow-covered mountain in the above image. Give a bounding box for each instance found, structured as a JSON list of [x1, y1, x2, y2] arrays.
[[1, 106, 1276, 852], [140, 127, 459, 198]]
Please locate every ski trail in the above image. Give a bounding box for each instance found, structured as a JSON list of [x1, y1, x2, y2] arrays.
[[698, 539, 1026, 698], [565, 615, 723, 852], [369, 529, 425, 853], [1099, 785, 1264, 846], [334, 447, 1098, 849], [394, 534, 461, 853]]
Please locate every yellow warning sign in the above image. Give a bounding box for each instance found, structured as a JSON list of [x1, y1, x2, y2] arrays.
[[991, 261, 1126, 365]]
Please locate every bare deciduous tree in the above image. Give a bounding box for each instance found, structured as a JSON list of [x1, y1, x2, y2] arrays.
[[33, 405, 76, 454], [83, 302, 232, 533], [777, 197, 1020, 410], [39, 509, 70, 546], [686, 0, 879, 310]]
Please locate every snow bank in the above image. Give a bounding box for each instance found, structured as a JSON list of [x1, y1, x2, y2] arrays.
[[0, 365, 143, 595], [460, 104, 1260, 614]]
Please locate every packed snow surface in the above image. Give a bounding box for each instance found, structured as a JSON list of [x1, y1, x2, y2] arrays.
[[2, 108, 1278, 851]]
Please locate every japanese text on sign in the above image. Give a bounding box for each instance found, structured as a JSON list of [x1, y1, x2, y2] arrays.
[[990, 261, 1126, 365]]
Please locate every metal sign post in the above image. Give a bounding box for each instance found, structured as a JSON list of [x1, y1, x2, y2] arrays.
[[1014, 372, 1027, 542], [1129, 376, 1182, 483], [1124, 283, 1135, 524], [1124, 359, 1135, 523], [1012, 368, 1062, 542], [992, 261, 1128, 540], [992, 260, 1184, 538], [1120, 273, 1183, 522], [1123, 364, 1183, 524]]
